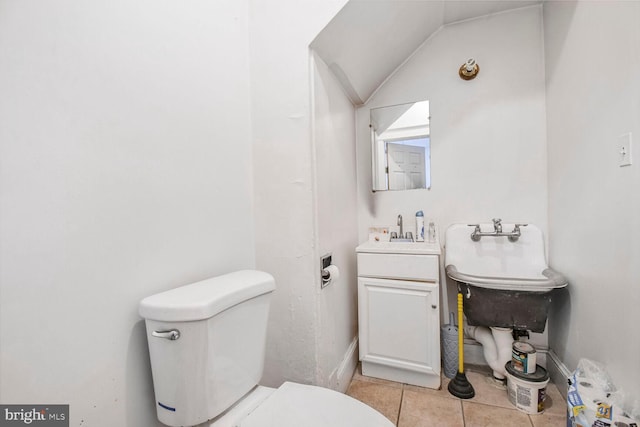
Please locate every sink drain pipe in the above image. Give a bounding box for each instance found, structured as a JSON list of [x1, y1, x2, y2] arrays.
[[465, 325, 513, 379]]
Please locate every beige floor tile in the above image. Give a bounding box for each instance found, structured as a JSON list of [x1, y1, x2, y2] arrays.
[[346, 378, 403, 424], [463, 401, 533, 427], [346, 365, 568, 427], [464, 370, 514, 409], [352, 363, 404, 389], [543, 382, 567, 416], [403, 374, 457, 400], [530, 412, 567, 427], [398, 389, 464, 427]]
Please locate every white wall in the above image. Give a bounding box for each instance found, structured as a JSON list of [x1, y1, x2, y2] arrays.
[[544, 0, 640, 407], [0, 1, 254, 426], [311, 53, 359, 391], [356, 6, 548, 322], [248, 0, 349, 387]]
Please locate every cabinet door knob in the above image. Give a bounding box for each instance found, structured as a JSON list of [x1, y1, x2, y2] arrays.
[[431, 304, 437, 309]]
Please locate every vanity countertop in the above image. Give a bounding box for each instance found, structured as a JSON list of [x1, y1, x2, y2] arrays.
[[356, 240, 441, 256]]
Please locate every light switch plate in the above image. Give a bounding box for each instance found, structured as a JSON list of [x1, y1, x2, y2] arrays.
[[618, 132, 632, 167]]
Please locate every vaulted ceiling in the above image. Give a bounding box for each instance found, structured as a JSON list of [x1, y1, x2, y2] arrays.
[[311, 0, 541, 105]]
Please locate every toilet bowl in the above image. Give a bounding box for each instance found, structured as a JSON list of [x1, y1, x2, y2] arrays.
[[139, 270, 393, 427], [211, 382, 392, 427]]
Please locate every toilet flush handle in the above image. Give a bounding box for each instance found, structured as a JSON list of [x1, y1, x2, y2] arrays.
[[152, 329, 180, 340]]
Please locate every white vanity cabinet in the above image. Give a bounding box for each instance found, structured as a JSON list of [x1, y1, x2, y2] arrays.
[[356, 241, 441, 388]]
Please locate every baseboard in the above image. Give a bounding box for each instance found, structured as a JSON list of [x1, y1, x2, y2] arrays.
[[330, 336, 359, 393], [546, 349, 571, 399], [361, 360, 441, 389]]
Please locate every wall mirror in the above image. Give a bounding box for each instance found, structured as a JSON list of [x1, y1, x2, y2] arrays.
[[370, 100, 430, 191]]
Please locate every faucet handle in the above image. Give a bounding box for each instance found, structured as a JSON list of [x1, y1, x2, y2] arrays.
[[492, 218, 502, 225], [508, 224, 528, 242], [469, 224, 481, 242]]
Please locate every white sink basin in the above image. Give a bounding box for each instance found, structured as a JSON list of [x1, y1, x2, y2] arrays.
[[356, 240, 441, 256], [444, 222, 568, 333], [444, 223, 567, 291]]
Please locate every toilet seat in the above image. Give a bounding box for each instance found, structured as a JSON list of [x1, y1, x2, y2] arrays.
[[214, 382, 393, 427]]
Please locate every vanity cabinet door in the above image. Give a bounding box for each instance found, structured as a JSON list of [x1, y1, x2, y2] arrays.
[[358, 277, 440, 378]]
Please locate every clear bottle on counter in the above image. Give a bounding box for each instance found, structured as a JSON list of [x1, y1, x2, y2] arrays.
[[427, 222, 436, 243]]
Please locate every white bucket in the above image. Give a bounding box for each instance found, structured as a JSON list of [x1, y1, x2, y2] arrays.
[[505, 362, 549, 415]]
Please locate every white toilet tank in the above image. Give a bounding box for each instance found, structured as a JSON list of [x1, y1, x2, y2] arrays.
[[139, 270, 276, 427]]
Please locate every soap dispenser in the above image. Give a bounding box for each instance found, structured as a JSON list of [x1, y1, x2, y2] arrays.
[[415, 211, 425, 242]]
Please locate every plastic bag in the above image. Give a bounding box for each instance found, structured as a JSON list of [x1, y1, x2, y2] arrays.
[[567, 358, 638, 427]]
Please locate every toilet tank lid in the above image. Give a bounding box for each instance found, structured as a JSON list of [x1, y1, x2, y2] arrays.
[[139, 270, 275, 322]]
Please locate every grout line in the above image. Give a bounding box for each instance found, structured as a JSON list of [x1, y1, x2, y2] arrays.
[[460, 398, 466, 427], [395, 384, 405, 426], [460, 399, 516, 411]]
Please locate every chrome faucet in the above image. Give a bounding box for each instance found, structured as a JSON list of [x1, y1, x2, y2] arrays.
[[397, 214, 404, 238], [469, 218, 528, 242]]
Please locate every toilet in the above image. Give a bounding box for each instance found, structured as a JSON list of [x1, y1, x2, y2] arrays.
[[139, 270, 393, 427]]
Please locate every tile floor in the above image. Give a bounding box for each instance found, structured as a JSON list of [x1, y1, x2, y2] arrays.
[[346, 365, 567, 427]]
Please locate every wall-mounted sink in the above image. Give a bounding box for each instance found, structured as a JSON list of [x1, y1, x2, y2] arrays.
[[444, 222, 568, 333]]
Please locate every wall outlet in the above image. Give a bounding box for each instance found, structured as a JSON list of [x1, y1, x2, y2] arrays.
[[618, 132, 633, 167]]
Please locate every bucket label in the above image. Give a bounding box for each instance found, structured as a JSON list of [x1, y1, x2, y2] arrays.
[[508, 385, 516, 406], [537, 388, 546, 413], [507, 376, 548, 414], [516, 384, 532, 407]]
